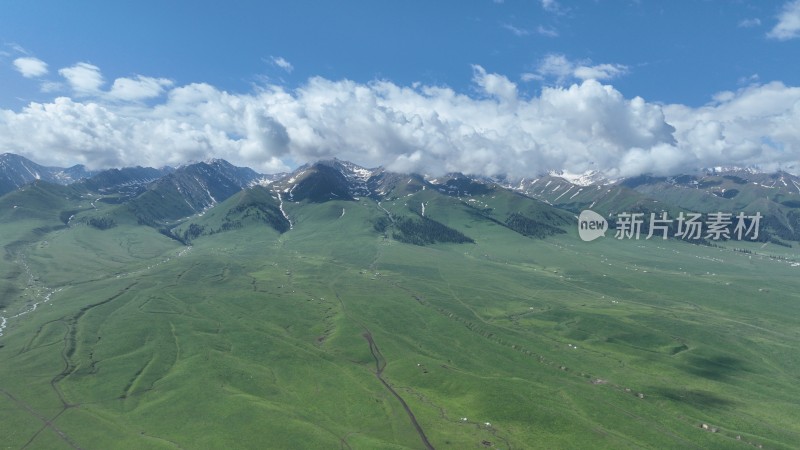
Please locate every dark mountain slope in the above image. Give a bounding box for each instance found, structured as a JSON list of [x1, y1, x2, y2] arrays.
[[0, 153, 95, 196], [122, 160, 261, 226], [79, 166, 170, 197], [172, 185, 291, 241]]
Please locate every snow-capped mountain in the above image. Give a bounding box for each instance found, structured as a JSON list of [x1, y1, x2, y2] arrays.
[[270, 159, 380, 201], [546, 170, 617, 187], [0, 153, 96, 196], [2, 152, 800, 243]]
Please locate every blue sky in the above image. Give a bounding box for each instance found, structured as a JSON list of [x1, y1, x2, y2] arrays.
[[1, 1, 799, 176]]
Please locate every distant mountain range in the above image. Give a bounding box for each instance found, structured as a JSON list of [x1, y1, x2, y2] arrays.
[[2, 152, 799, 244], [0, 153, 97, 196]]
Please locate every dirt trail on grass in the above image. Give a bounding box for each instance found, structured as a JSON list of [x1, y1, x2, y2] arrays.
[[2, 283, 138, 449], [362, 330, 435, 450], [334, 291, 434, 449], [1, 389, 84, 449]]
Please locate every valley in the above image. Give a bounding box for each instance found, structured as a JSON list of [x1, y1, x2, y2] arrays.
[[0, 155, 799, 449]]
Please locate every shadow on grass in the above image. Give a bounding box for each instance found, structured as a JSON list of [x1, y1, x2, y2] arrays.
[[650, 387, 736, 409], [683, 355, 751, 381]]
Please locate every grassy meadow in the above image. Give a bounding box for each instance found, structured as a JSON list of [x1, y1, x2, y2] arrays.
[[1, 192, 799, 449]]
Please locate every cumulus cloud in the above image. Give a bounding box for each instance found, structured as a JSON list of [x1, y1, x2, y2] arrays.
[[13, 56, 48, 78], [472, 65, 518, 102], [271, 56, 294, 73], [59, 62, 104, 95], [57, 63, 172, 102], [1, 63, 799, 177], [663, 82, 800, 173], [768, 0, 800, 40], [523, 54, 628, 84], [108, 75, 173, 101]]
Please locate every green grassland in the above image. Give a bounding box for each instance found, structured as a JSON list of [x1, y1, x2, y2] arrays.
[[1, 188, 799, 449]]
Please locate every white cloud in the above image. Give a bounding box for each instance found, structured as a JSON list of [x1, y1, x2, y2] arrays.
[[523, 53, 572, 82], [768, 0, 800, 40], [108, 75, 173, 101], [1, 64, 800, 177], [536, 25, 559, 37], [271, 56, 294, 73], [573, 63, 628, 81], [737, 73, 760, 86], [40, 81, 63, 93], [738, 18, 761, 28], [6, 43, 28, 55], [502, 23, 530, 36], [59, 62, 104, 95], [524, 54, 628, 84], [57, 63, 171, 101], [472, 65, 518, 102], [663, 82, 800, 173], [13, 57, 48, 78], [541, 0, 560, 13]]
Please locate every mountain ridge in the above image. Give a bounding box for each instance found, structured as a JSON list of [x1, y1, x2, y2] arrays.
[[2, 152, 799, 244], [4, 152, 799, 197], [0, 153, 97, 197]]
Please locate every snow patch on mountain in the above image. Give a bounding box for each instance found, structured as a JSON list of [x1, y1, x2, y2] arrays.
[[547, 170, 617, 186]]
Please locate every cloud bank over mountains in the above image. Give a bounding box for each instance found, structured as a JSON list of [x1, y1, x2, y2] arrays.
[[1, 60, 799, 177]]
